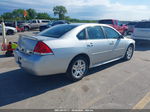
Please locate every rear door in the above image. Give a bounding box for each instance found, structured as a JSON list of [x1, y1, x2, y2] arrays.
[[85, 26, 113, 65], [102, 26, 126, 59]]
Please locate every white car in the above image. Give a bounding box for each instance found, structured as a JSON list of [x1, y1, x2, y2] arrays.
[[0, 24, 17, 35], [132, 21, 150, 41]]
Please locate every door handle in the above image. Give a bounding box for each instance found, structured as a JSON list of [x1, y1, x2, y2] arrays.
[[109, 41, 114, 45], [87, 43, 94, 47]]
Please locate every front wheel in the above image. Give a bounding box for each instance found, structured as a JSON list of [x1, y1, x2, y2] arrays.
[[67, 56, 89, 81], [123, 45, 134, 60]]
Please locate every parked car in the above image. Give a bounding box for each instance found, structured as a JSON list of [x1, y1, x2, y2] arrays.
[[132, 21, 150, 41], [4, 21, 25, 32], [0, 24, 17, 35], [127, 22, 137, 34], [23, 19, 50, 31], [39, 20, 69, 31], [14, 24, 135, 81], [98, 19, 128, 35]]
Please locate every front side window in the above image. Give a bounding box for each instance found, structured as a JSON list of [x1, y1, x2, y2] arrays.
[[87, 26, 105, 39], [77, 29, 86, 40], [32, 20, 36, 23], [118, 21, 122, 26], [103, 26, 120, 39]]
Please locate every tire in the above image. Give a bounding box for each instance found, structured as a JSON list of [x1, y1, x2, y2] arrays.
[[7, 30, 14, 35], [123, 45, 134, 61], [5, 51, 13, 57], [24, 26, 29, 31], [67, 56, 89, 81]]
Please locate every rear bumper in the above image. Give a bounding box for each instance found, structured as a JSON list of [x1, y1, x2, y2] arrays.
[[14, 50, 68, 76]]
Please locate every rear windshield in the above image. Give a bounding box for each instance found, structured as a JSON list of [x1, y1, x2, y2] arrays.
[[98, 20, 113, 24], [135, 22, 150, 28], [38, 25, 77, 38]]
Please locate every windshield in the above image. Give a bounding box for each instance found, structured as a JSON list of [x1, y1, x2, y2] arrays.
[[38, 24, 78, 38]]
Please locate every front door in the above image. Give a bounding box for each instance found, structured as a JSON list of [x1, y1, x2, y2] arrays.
[[86, 26, 113, 65], [102, 26, 126, 59]]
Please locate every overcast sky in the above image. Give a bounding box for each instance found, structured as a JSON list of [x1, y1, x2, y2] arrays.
[[0, 0, 150, 21]]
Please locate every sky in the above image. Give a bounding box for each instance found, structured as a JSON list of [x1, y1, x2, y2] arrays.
[[0, 0, 150, 21]]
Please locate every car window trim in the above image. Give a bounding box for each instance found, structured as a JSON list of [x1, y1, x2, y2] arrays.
[[102, 26, 120, 39], [76, 29, 87, 40]]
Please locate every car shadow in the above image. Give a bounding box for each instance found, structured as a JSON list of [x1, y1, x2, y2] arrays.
[[135, 40, 150, 51], [0, 54, 14, 58], [0, 59, 124, 107]]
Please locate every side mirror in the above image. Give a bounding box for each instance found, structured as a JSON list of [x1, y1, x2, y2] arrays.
[[118, 35, 124, 39]]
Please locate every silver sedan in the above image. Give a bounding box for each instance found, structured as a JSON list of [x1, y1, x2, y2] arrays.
[[14, 23, 135, 81]]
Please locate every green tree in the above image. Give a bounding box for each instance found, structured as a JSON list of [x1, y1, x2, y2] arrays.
[[36, 13, 50, 19], [1, 12, 13, 20], [26, 8, 37, 19], [12, 9, 24, 20], [53, 6, 67, 20]]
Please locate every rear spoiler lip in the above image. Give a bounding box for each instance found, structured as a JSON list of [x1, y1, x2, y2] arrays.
[[19, 34, 42, 41]]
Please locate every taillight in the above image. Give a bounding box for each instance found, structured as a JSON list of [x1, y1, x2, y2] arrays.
[[33, 41, 53, 55]]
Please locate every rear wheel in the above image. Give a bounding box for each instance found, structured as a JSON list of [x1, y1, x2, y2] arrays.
[[123, 45, 134, 60], [5, 51, 13, 57], [24, 26, 29, 31], [7, 30, 14, 35], [67, 56, 89, 81]]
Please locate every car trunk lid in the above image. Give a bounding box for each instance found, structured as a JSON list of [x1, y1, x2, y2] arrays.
[[17, 35, 56, 55]]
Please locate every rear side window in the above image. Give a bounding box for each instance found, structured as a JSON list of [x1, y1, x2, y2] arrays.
[[77, 29, 86, 40], [87, 26, 105, 39], [98, 20, 113, 24], [39, 25, 77, 38], [103, 26, 120, 39], [135, 22, 150, 28]]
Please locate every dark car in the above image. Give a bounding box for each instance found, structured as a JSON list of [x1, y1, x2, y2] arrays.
[[39, 20, 69, 32]]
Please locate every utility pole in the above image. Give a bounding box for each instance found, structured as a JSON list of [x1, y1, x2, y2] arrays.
[[1, 19, 7, 51]]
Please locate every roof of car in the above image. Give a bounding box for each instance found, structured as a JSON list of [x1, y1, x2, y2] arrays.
[[70, 23, 111, 27]]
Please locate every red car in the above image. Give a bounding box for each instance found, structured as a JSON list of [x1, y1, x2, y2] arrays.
[[98, 19, 128, 35], [16, 25, 24, 32]]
